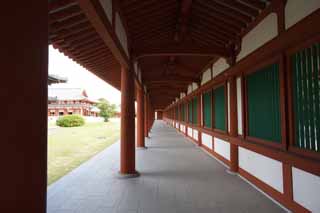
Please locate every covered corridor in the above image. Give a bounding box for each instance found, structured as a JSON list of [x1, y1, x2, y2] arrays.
[[47, 121, 285, 213], [2, 0, 320, 212]]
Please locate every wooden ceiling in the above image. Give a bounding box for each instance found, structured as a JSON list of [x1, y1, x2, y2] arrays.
[[49, 0, 271, 109], [49, 0, 121, 89]]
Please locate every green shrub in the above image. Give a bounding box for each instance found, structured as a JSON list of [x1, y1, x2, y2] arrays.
[[56, 115, 85, 127]]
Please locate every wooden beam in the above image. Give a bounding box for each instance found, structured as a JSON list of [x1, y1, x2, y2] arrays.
[[238, 0, 266, 10], [134, 42, 231, 59], [77, 0, 129, 68], [174, 0, 193, 42]]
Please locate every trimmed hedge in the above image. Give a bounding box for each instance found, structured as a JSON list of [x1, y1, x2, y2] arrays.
[[56, 115, 85, 127]]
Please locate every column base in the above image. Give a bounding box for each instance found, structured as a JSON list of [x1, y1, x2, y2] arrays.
[[226, 169, 238, 175], [116, 171, 140, 179], [136, 146, 148, 150]]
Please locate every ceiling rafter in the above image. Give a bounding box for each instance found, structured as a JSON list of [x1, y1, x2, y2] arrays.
[[212, 0, 259, 17], [174, 0, 193, 42], [49, 5, 82, 22], [50, 16, 88, 33], [238, 0, 267, 10], [49, 0, 78, 12], [193, 5, 246, 29], [198, 1, 252, 23], [134, 42, 231, 59]]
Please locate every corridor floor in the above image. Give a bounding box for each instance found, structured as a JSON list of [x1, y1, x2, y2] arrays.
[[47, 121, 287, 213]]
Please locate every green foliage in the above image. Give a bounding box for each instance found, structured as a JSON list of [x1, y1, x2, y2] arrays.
[[96, 98, 117, 122], [56, 115, 85, 127]]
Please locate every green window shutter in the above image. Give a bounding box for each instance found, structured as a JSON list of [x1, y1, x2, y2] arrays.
[[213, 86, 226, 131], [292, 42, 320, 152], [193, 97, 198, 124], [203, 91, 212, 128], [188, 102, 193, 123], [246, 63, 281, 143]]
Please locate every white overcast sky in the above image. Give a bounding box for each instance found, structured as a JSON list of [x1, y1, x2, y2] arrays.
[[48, 45, 121, 105]]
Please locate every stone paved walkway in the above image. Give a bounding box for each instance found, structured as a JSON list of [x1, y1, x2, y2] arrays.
[[47, 121, 287, 213]]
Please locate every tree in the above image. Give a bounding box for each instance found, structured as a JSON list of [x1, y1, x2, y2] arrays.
[[96, 98, 117, 122]]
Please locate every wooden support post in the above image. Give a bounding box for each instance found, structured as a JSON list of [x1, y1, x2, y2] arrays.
[[144, 93, 149, 138], [197, 94, 202, 146], [120, 67, 138, 176], [137, 85, 145, 148], [0, 1, 48, 211], [229, 76, 239, 173]]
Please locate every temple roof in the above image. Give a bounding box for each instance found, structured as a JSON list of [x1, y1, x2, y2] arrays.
[[48, 88, 92, 101], [48, 74, 67, 85]]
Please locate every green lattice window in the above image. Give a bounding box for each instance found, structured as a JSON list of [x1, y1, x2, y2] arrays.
[[213, 86, 226, 131], [203, 91, 212, 128], [193, 97, 198, 125], [181, 104, 185, 122], [291, 42, 320, 152], [246, 63, 281, 143]]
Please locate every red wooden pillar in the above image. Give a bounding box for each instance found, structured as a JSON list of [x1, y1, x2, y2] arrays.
[[137, 85, 145, 148], [197, 94, 202, 146], [120, 67, 138, 176], [1, 1, 48, 212], [229, 76, 239, 173], [144, 93, 149, 138]]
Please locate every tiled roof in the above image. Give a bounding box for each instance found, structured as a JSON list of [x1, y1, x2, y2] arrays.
[[48, 88, 88, 101]]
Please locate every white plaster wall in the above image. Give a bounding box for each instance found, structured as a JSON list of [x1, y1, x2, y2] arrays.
[[193, 130, 198, 141], [237, 13, 278, 62], [212, 58, 229, 78], [180, 125, 185, 133], [239, 147, 283, 193], [285, 0, 320, 29], [236, 77, 243, 135], [202, 133, 212, 150], [292, 167, 320, 213], [188, 127, 193, 137], [214, 137, 230, 160], [187, 84, 193, 94], [192, 82, 198, 91], [201, 68, 211, 85], [99, 0, 112, 23]]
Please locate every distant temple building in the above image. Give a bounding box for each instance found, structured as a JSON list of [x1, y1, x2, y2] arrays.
[[48, 88, 100, 117], [48, 74, 67, 85]]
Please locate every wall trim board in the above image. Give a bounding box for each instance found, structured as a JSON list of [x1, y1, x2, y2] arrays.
[[201, 144, 230, 167], [166, 119, 320, 177], [239, 168, 310, 213]]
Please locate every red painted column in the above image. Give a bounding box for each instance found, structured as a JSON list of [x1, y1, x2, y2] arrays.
[[120, 67, 138, 175], [197, 94, 202, 146], [137, 85, 145, 148], [144, 93, 149, 137], [0, 1, 48, 212], [229, 76, 239, 173]]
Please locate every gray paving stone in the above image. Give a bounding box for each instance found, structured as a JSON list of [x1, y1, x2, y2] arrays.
[[47, 121, 288, 213]]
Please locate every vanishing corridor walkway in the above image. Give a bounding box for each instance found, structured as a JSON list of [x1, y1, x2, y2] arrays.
[[47, 121, 287, 213]]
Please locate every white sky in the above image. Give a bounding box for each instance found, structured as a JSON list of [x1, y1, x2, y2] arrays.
[[48, 45, 121, 105]]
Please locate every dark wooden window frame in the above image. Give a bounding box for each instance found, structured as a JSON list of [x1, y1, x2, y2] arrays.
[[286, 35, 320, 160], [242, 54, 287, 150], [202, 88, 213, 130], [212, 82, 228, 135]]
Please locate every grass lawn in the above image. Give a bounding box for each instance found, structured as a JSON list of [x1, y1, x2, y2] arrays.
[[47, 118, 120, 185]]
